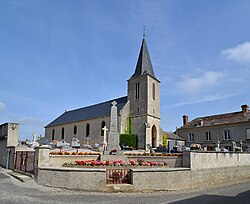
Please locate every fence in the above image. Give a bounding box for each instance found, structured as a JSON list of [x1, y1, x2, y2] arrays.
[[14, 151, 35, 174], [106, 169, 131, 184]]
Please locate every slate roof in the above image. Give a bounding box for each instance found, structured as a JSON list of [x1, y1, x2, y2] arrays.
[[164, 131, 185, 141], [179, 109, 250, 129], [130, 37, 158, 81], [45, 96, 127, 128]]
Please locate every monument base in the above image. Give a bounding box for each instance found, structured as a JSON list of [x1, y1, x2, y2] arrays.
[[107, 132, 120, 151]]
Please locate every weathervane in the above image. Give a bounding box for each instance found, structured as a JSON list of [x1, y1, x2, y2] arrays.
[[143, 26, 146, 37]]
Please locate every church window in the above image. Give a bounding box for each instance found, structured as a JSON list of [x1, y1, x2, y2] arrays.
[[137, 108, 140, 114], [86, 124, 90, 137], [152, 83, 155, 100], [101, 121, 105, 136], [135, 82, 140, 99], [52, 129, 55, 140], [61, 128, 64, 140], [74, 125, 77, 135]]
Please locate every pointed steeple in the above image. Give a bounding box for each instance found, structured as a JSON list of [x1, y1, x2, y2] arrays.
[[130, 37, 157, 79]]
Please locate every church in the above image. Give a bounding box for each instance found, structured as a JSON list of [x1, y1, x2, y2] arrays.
[[45, 36, 161, 150]]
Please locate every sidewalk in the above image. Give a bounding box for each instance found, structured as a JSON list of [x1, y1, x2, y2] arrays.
[[0, 166, 32, 182]]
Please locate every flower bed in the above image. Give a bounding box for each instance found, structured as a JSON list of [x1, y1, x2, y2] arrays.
[[50, 151, 101, 156], [124, 152, 183, 157], [63, 159, 166, 167]]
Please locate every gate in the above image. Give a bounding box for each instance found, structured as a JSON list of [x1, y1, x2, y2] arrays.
[[14, 151, 35, 174], [106, 169, 131, 184]]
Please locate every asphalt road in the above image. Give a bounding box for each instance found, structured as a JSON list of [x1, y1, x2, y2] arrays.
[[1, 168, 250, 204]]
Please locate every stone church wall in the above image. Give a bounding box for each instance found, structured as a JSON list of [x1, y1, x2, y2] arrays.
[[45, 116, 110, 146]]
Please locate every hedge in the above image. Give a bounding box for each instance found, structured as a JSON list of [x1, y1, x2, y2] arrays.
[[120, 134, 138, 149]]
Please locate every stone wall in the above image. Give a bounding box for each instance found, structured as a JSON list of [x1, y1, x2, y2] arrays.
[[49, 155, 99, 167], [183, 151, 250, 169], [0, 138, 7, 167], [36, 167, 106, 191], [132, 166, 250, 191], [127, 156, 183, 168], [45, 116, 110, 146]]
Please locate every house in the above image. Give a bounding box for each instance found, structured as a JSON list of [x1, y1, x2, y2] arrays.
[[176, 105, 250, 151]]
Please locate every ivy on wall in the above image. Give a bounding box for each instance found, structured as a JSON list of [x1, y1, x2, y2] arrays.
[[120, 116, 138, 149]]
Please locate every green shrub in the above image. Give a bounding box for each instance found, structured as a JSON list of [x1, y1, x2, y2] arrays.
[[120, 134, 138, 149]]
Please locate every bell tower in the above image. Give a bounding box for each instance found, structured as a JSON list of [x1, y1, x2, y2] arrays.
[[127, 37, 161, 149]]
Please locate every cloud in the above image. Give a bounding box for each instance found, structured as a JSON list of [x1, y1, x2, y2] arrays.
[[222, 41, 250, 64], [170, 93, 236, 108], [177, 71, 225, 93], [0, 101, 6, 113]]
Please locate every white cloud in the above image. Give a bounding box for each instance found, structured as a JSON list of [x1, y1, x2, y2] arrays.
[[170, 93, 236, 108], [177, 71, 225, 93], [222, 41, 250, 64], [0, 101, 6, 113]]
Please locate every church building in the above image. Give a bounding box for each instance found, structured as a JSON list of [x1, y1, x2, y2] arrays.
[[45, 37, 161, 149]]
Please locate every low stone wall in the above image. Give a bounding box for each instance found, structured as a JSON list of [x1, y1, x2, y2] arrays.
[[36, 167, 106, 191], [132, 165, 250, 191], [49, 155, 100, 167], [127, 156, 183, 167], [183, 151, 250, 169]]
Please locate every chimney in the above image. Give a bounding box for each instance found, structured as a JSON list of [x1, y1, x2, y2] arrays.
[[241, 104, 249, 114], [183, 115, 188, 126]]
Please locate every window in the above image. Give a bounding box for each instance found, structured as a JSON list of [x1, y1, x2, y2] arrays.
[[137, 108, 140, 114], [224, 130, 231, 140], [247, 129, 250, 140], [188, 133, 194, 142], [86, 124, 90, 137], [101, 121, 105, 136], [205, 132, 211, 141], [152, 83, 155, 100], [52, 129, 55, 140], [135, 82, 140, 99], [61, 128, 64, 140], [74, 125, 77, 135]]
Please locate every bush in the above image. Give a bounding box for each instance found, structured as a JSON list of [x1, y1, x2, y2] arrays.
[[120, 134, 138, 149]]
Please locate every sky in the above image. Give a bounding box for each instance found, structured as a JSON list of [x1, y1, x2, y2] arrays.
[[1, 0, 250, 140]]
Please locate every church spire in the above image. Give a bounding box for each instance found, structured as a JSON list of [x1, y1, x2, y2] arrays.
[[130, 36, 157, 80]]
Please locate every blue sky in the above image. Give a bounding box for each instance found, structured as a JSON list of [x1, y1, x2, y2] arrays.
[[1, 0, 250, 140]]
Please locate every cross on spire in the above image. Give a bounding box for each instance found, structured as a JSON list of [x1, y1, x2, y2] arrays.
[[143, 26, 146, 37]]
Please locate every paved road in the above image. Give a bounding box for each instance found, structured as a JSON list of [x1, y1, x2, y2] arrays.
[[1, 168, 250, 204]]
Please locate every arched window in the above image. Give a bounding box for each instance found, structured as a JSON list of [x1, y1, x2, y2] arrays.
[[135, 82, 140, 99], [61, 128, 64, 140], [74, 125, 77, 135], [101, 121, 105, 136], [152, 82, 155, 100], [52, 129, 55, 140], [86, 124, 90, 137]]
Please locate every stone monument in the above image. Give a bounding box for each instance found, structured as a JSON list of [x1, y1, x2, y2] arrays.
[[107, 101, 120, 151]]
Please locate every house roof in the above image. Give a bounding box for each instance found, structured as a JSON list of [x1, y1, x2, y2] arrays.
[[178, 109, 250, 129], [164, 131, 185, 141], [130, 37, 158, 81], [45, 96, 128, 128]]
